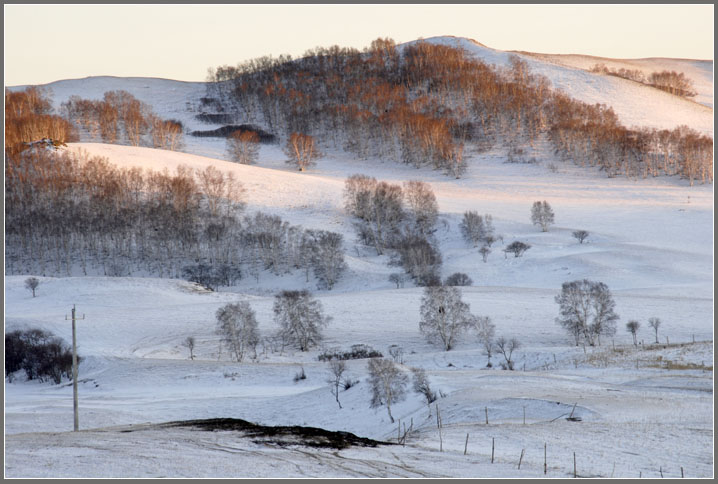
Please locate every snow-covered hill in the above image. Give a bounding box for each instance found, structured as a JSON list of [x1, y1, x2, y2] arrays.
[[416, 36, 713, 135]]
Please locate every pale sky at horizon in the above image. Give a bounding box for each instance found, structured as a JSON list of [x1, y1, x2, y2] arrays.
[[4, 4, 714, 86]]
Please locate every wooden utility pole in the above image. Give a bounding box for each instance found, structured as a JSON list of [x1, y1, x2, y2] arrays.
[[65, 305, 85, 431]]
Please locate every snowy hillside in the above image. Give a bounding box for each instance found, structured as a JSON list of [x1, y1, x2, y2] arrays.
[[4, 36, 713, 478], [416, 36, 713, 135], [5, 140, 713, 477]]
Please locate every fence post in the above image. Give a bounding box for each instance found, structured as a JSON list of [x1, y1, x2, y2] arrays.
[[573, 452, 577, 478], [544, 442, 547, 475]]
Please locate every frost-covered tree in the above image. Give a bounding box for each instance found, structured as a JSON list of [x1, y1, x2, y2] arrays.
[[24, 277, 40, 297], [572, 230, 589, 244], [388, 344, 404, 363], [419, 285, 473, 351], [459, 211, 494, 247], [648, 317, 662, 344], [403, 180, 438, 236], [504, 240, 531, 258], [626, 320, 640, 346], [473, 315, 496, 367], [389, 272, 407, 288], [343, 174, 377, 220], [216, 302, 260, 362], [273, 290, 331, 351], [395, 234, 442, 286], [555, 279, 619, 346], [531, 200, 555, 232], [411, 367, 437, 405], [307, 230, 347, 290], [362, 181, 405, 255], [327, 359, 347, 409], [367, 358, 408, 423], [183, 336, 196, 360], [495, 336, 521, 370], [444, 272, 473, 287]]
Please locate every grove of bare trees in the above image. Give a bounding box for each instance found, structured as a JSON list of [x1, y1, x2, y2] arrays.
[[206, 40, 711, 185], [61, 90, 184, 149], [5, 148, 347, 292], [344, 175, 442, 285], [5, 87, 78, 156]]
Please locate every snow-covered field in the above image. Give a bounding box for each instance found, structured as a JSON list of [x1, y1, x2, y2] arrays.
[[4, 37, 713, 478]]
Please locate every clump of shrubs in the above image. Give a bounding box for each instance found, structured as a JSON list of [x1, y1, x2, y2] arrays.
[[5, 328, 75, 384], [293, 367, 307, 383], [318, 344, 383, 362]]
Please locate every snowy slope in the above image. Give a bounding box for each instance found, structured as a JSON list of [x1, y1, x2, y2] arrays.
[[5, 140, 713, 477], [415, 36, 713, 135], [517, 51, 714, 108]]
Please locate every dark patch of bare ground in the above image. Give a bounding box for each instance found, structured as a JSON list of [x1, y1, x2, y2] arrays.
[[189, 124, 276, 143], [134, 418, 393, 450]]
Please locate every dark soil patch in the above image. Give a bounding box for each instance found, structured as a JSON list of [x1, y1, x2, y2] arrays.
[[190, 124, 276, 143], [156, 418, 392, 450]]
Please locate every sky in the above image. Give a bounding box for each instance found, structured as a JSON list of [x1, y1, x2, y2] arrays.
[[3, 4, 714, 86]]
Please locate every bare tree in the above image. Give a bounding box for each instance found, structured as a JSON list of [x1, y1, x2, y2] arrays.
[[327, 359, 346, 408], [479, 245, 491, 263], [419, 285, 473, 351], [389, 272, 407, 288], [284, 132, 322, 171], [227, 130, 260, 164], [367, 357, 408, 423], [473, 316, 496, 367], [216, 302, 260, 362], [388, 344, 404, 363], [361, 181, 405, 255], [555, 279, 619, 346], [531, 200, 555, 232], [411, 367, 437, 405], [24, 277, 40, 297], [273, 290, 331, 351], [183, 336, 196, 360], [396, 234, 442, 286], [343, 174, 377, 220], [648, 317, 662, 344], [504, 241, 531, 258], [460, 211, 484, 247], [444, 272, 472, 286], [307, 230, 347, 290], [495, 336, 521, 370], [403, 180, 438, 236], [572, 230, 589, 244], [626, 320, 640, 346]]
